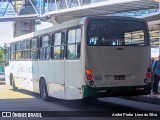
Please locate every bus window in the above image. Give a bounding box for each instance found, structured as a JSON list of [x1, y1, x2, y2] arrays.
[[24, 50, 30, 60], [87, 20, 149, 46], [16, 51, 21, 60], [21, 41, 26, 50], [51, 32, 64, 59], [10, 43, 16, 60], [31, 38, 38, 60], [16, 41, 21, 51], [54, 33, 61, 45], [31, 38, 38, 48], [42, 36, 50, 47], [125, 30, 145, 45], [40, 48, 46, 60], [68, 29, 76, 44], [15, 41, 22, 60], [53, 46, 61, 59], [21, 40, 31, 60], [26, 40, 30, 49], [31, 49, 38, 60], [4, 46, 9, 66], [40, 35, 50, 60], [66, 28, 81, 59], [76, 28, 81, 43]]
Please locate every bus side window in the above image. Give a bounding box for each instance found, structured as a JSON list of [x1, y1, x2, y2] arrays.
[[39, 35, 50, 60], [25, 40, 31, 60], [31, 38, 38, 60], [4, 46, 9, 66], [21, 40, 31, 60], [10, 43, 16, 61], [15, 41, 21, 61], [66, 28, 81, 59], [51, 32, 64, 60]]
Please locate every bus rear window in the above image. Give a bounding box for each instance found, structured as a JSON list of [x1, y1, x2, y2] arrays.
[[87, 19, 149, 46]]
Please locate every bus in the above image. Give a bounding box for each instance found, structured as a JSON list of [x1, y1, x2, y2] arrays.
[[4, 16, 151, 100]]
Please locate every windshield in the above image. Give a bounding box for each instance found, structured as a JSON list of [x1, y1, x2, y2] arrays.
[[87, 19, 149, 46]]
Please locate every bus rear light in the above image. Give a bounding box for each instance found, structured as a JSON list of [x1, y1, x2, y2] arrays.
[[87, 75, 92, 80], [85, 69, 91, 75], [146, 73, 150, 78]]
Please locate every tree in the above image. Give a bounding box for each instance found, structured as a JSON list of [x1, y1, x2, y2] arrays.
[[0, 47, 4, 63]]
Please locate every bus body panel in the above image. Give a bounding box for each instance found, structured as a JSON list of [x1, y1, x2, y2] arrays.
[[65, 60, 82, 86], [48, 82, 65, 99], [39, 61, 66, 99], [82, 16, 151, 97], [65, 60, 83, 99], [85, 46, 151, 87], [7, 61, 35, 91]]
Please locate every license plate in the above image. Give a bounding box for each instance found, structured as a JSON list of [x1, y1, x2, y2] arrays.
[[114, 75, 125, 80]]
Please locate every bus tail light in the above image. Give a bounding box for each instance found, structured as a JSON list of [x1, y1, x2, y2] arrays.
[[85, 69, 91, 75], [86, 69, 92, 80], [87, 75, 92, 80], [146, 73, 150, 78]]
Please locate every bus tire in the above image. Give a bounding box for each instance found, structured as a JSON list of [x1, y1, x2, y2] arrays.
[[10, 73, 18, 91], [40, 80, 49, 101], [9, 73, 13, 86]]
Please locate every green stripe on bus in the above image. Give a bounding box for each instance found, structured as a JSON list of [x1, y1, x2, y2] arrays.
[[82, 83, 151, 98]]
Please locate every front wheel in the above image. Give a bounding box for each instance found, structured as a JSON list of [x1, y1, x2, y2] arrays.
[[40, 81, 49, 101], [10, 74, 18, 91]]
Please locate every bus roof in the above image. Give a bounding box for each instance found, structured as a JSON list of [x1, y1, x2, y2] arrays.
[[7, 16, 145, 44]]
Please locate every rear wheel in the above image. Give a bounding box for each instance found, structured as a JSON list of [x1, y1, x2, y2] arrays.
[[40, 80, 49, 101]]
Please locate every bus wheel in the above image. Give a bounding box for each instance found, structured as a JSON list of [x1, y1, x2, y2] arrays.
[[40, 80, 49, 101], [10, 74, 17, 91], [9, 73, 13, 86]]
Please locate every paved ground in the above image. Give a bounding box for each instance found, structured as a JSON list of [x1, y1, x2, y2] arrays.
[[0, 82, 34, 99], [0, 82, 160, 120], [121, 86, 160, 105]]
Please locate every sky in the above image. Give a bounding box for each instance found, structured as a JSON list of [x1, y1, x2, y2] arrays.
[[0, 21, 52, 47], [0, 22, 13, 47]]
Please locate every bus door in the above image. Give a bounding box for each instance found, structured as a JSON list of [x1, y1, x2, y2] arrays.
[[48, 32, 66, 99], [64, 28, 82, 99]]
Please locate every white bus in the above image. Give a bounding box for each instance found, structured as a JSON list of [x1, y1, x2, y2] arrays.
[[4, 16, 151, 100]]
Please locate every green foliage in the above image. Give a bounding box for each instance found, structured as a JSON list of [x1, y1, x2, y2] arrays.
[[0, 47, 4, 62], [0, 66, 3, 72]]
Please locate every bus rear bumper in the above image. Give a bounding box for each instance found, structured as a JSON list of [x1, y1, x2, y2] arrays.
[[82, 83, 151, 98]]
